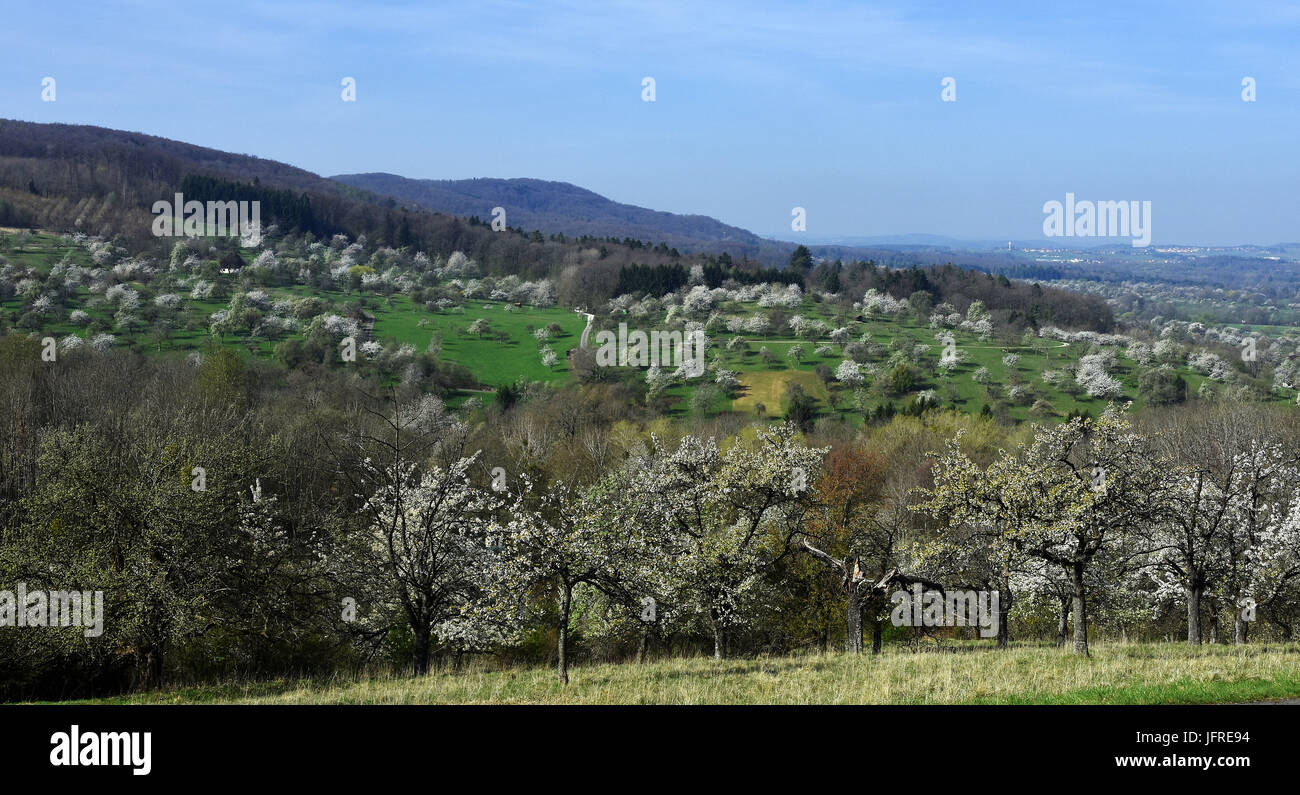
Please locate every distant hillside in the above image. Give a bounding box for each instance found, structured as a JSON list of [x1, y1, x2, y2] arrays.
[[330, 173, 1069, 272], [0, 119, 695, 304], [0, 119, 1114, 322], [330, 173, 778, 254], [0, 120, 1055, 273]]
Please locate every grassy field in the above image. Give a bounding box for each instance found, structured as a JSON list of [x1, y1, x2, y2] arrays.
[[371, 294, 586, 386], [1, 233, 586, 387], [733, 368, 831, 416], [45, 643, 1300, 705]]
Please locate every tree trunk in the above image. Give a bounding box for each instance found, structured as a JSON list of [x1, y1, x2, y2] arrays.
[[712, 622, 727, 660], [637, 627, 649, 664], [996, 566, 1013, 650], [412, 625, 431, 676], [1186, 582, 1202, 645], [1234, 614, 1249, 645], [997, 587, 1011, 649], [871, 617, 883, 654], [137, 646, 165, 690], [150, 650, 164, 689], [1070, 562, 1089, 656], [557, 583, 572, 684], [846, 587, 863, 654], [1056, 595, 1070, 647]]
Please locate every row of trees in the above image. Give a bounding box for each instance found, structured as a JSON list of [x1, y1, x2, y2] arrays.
[[290, 398, 1300, 683], [918, 407, 1300, 654], [818, 261, 1116, 334], [357, 409, 822, 680], [3, 336, 1299, 698]]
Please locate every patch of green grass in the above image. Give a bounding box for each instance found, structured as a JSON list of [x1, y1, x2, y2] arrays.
[[372, 296, 586, 386]]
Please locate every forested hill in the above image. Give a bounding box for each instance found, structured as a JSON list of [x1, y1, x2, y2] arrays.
[[0, 118, 886, 270], [328, 173, 1028, 271], [330, 173, 771, 254], [0, 119, 1065, 280], [0, 119, 693, 286]]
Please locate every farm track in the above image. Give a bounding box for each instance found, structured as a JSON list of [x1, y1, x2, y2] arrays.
[[576, 309, 595, 348]]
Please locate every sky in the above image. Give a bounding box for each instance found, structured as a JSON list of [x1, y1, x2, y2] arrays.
[[3, 0, 1298, 245]]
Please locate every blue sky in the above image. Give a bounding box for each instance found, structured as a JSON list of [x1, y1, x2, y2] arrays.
[[3, 0, 1298, 245]]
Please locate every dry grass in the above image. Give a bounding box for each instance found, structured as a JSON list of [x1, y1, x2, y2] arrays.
[[57, 642, 1300, 705], [732, 369, 829, 416]]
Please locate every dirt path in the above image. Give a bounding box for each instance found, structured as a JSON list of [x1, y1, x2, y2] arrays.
[[576, 308, 595, 348]]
